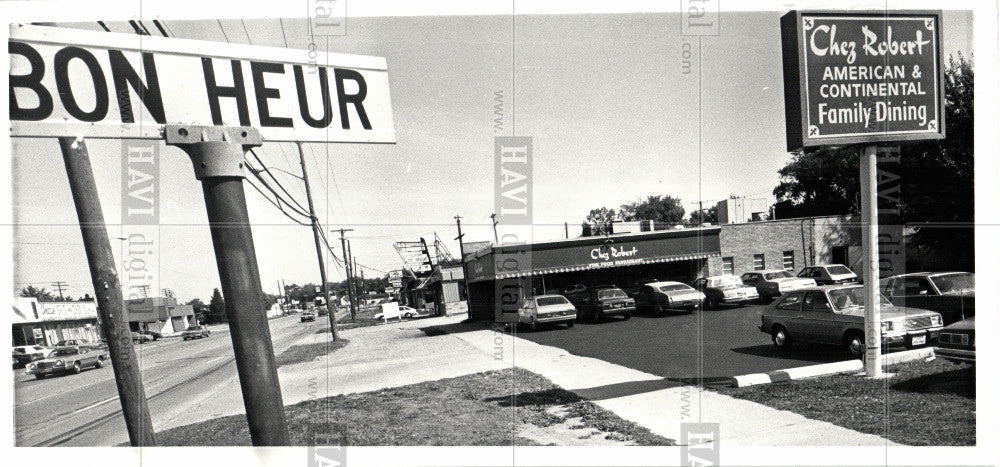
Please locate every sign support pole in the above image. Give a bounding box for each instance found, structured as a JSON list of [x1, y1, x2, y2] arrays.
[[296, 142, 338, 339], [860, 145, 883, 377], [58, 136, 156, 446], [164, 125, 290, 445]]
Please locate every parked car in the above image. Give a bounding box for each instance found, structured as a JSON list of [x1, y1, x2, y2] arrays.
[[300, 310, 317, 322], [884, 272, 974, 325], [759, 284, 944, 358], [797, 264, 859, 285], [25, 346, 109, 379], [633, 281, 705, 314], [181, 325, 211, 340], [740, 270, 817, 301], [566, 286, 635, 321], [693, 275, 759, 309], [933, 317, 975, 365], [12, 345, 52, 368], [518, 294, 577, 331], [55, 339, 92, 348], [398, 305, 420, 319], [131, 332, 153, 344]]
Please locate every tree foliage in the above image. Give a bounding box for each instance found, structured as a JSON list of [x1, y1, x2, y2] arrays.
[[206, 288, 227, 324], [581, 195, 686, 236], [19, 285, 55, 301], [774, 54, 974, 269]]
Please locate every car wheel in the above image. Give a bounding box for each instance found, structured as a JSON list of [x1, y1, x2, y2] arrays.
[[566, 320, 574, 328], [591, 309, 600, 323], [530, 319, 537, 332], [706, 297, 718, 310], [72, 361, 82, 374], [654, 303, 663, 315], [95, 357, 105, 368], [35, 374, 46, 380], [771, 326, 793, 350], [845, 333, 865, 359], [622, 313, 631, 320]]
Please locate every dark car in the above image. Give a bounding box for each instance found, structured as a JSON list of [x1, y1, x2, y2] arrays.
[[933, 317, 975, 365], [566, 286, 635, 321], [760, 285, 944, 358], [884, 272, 974, 325], [131, 332, 153, 344], [692, 275, 759, 309], [633, 281, 705, 314]]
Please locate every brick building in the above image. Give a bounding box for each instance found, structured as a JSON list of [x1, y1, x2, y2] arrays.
[[464, 215, 862, 322]]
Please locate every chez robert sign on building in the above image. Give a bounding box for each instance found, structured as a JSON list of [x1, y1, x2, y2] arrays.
[[8, 24, 395, 143], [780, 10, 945, 151]]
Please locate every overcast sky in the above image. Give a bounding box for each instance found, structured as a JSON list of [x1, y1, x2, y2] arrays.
[[10, 10, 974, 302]]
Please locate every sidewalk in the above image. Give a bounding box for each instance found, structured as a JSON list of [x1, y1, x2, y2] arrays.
[[162, 314, 897, 446], [448, 321, 897, 447]]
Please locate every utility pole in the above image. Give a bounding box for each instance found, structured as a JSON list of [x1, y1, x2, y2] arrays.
[[50, 281, 67, 300], [165, 125, 289, 446], [296, 142, 337, 339], [58, 137, 155, 446], [564, 222, 569, 239], [490, 213, 499, 244], [334, 229, 357, 320], [454, 215, 473, 308], [347, 240, 356, 315]]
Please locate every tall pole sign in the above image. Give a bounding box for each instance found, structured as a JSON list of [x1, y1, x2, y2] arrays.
[[781, 10, 944, 377]]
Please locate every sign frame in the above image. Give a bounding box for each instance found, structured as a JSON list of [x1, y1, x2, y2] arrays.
[[780, 10, 946, 152], [8, 24, 395, 143]]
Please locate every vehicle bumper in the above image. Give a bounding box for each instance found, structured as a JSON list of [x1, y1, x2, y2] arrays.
[[933, 347, 975, 363], [27, 366, 67, 376], [667, 299, 702, 310], [883, 329, 942, 348], [535, 314, 577, 324], [599, 305, 636, 315], [721, 294, 759, 304]]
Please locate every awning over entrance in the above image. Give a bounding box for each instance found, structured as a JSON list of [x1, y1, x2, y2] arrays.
[[466, 227, 721, 283]]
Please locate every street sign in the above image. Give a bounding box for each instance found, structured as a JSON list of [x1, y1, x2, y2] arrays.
[[780, 11, 944, 151], [9, 24, 395, 143]]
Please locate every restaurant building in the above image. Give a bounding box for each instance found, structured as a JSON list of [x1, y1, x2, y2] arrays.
[[124, 296, 197, 334], [12, 297, 102, 346], [465, 215, 861, 321]]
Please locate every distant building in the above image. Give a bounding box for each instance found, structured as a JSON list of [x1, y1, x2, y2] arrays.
[[716, 197, 771, 224], [124, 296, 196, 334], [12, 297, 101, 346]]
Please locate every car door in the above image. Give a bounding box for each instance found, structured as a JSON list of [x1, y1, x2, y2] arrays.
[[771, 292, 805, 335], [799, 291, 840, 343]]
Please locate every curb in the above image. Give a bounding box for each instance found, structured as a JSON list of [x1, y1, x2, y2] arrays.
[[731, 347, 935, 387]]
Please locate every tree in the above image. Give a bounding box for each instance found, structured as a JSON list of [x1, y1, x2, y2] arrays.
[[207, 288, 227, 324], [583, 207, 617, 236], [620, 195, 686, 225], [687, 205, 718, 225], [773, 54, 974, 270], [187, 298, 209, 323], [19, 285, 55, 301]]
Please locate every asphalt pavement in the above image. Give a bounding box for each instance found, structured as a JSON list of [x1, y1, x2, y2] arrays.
[[13, 315, 314, 446], [515, 302, 854, 384]]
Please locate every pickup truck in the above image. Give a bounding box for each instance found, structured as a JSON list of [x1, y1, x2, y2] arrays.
[[25, 346, 109, 379]]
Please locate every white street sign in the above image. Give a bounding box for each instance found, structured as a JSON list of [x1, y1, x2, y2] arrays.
[[9, 24, 395, 143]]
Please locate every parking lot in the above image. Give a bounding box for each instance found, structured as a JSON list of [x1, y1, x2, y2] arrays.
[[516, 303, 859, 384]]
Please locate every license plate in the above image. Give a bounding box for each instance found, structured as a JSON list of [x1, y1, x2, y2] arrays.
[[912, 335, 926, 345], [612, 303, 622, 308]]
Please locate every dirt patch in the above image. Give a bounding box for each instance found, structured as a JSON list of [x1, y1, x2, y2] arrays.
[[275, 340, 349, 367]]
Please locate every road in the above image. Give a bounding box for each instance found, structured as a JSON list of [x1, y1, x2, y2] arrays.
[[13, 314, 316, 446], [516, 302, 859, 385]]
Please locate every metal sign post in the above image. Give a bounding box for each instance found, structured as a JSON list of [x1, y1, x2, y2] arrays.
[[860, 145, 883, 377], [58, 136, 156, 446], [165, 124, 290, 445]]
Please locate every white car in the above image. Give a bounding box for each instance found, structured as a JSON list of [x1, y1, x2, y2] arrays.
[[797, 264, 859, 285], [13, 345, 53, 368], [518, 295, 577, 331], [740, 270, 817, 301]]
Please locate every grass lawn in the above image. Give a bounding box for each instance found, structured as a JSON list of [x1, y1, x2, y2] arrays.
[[713, 358, 975, 446], [275, 339, 349, 367], [154, 368, 674, 446]]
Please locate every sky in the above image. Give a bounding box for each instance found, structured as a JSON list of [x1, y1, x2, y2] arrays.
[[9, 10, 975, 302]]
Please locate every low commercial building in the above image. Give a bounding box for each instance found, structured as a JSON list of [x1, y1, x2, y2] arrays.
[[465, 215, 862, 322], [12, 297, 102, 346], [124, 296, 197, 334]]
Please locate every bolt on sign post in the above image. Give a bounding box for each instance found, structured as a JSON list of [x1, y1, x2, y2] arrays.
[[10, 24, 395, 444], [781, 10, 945, 377]]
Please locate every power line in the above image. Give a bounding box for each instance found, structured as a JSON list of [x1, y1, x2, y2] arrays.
[[240, 18, 253, 44], [278, 18, 289, 48], [244, 177, 311, 226], [247, 148, 311, 214], [217, 19, 231, 43]]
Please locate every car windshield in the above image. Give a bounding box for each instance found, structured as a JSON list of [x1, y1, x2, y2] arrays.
[[827, 265, 854, 275], [597, 289, 627, 299], [53, 348, 78, 356], [828, 288, 892, 311], [931, 273, 974, 295], [764, 271, 794, 280], [536, 296, 568, 306], [708, 276, 742, 288], [659, 284, 692, 292], [13, 348, 26, 354]]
